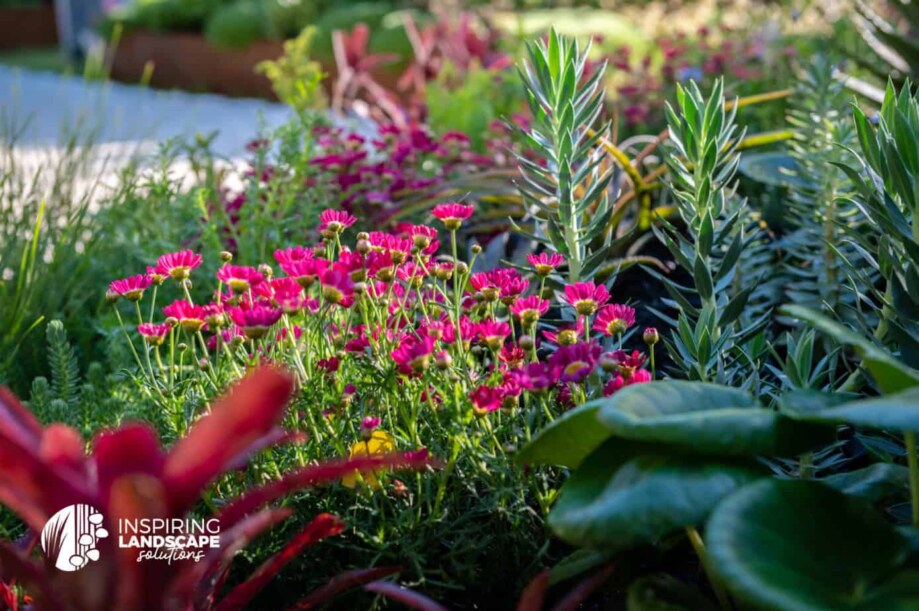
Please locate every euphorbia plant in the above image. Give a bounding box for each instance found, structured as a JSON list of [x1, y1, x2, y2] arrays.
[[0, 367, 430, 610]]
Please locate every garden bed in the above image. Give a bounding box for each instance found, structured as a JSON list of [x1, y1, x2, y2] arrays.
[[109, 29, 404, 100], [0, 5, 57, 50]]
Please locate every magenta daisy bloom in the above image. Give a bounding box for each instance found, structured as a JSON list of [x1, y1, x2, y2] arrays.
[[563, 281, 610, 316], [283, 258, 330, 288], [542, 319, 584, 347], [549, 342, 602, 383], [469, 385, 502, 415], [477, 320, 511, 350], [320, 268, 355, 307], [229, 303, 283, 339], [527, 252, 565, 276], [137, 322, 171, 346], [217, 265, 266, 294], [317, 209, 357, 236], [512, 362, 557, 393], [156, 250, 203, 281], [273, 245, 314, 267], [109, 274, 152, 302], [509, 295, 550, 327], [431, 202, 474, 230], [592, 303, 637, 337], [162, 299, 207, 333], [391, 334, 436, 375]]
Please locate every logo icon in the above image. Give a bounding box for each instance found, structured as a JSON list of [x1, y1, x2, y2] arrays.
[[40, 505, 108, 571]]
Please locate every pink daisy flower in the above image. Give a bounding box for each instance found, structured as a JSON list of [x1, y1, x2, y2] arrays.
[[217, 265, 266, 294], [469, 385, 502, 415], [542, 319, 584, 346], [477, 320, 512, 350], [431, 202, 474, 230], [109, 274, 152, 302], [549, 342, 602, 383], [229, 303, 283, 339], [509, 295, 550, 326], [527, 252, 565, 276], [162, 299, 207, 333], [317, 209, 357, 235], [320, 268, 355, 307], [274, 245, 314, 267], [593, 304, 637, 337], [563, 281, 610, 316], [156, 250, 203, 281], [282, 258, 329, 288], [137, 322, 171, 346], [391, 334, 436, 375]]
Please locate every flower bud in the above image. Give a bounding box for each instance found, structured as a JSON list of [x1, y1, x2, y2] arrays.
[[435, 350, 452, 370], [600, 352, 619, 373], [220, 251, 233, 263], [356, 232, 369, 241], [519, 335, 535, 351], [198, 358, 210, 371], [455, 262, 469, 276], [470, 243, 482, 255], [258, 264, 273, 279], [643, 327, 660, 346], [105, 289, 120, 304], [177, 342, 188, 352]]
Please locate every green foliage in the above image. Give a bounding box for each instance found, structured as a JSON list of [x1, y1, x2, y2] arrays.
[[851, 0, 919, 86], [204, 0, 272, 49], [654, 79, 768, 386], [834, 82, 919, 370], [706, 480, 919, 610], [514, 29, 614, 283], [778, 57, 864, 325], [426, 64, 522, 152], [257, 27, 327, 111], [28, 321, 124, 438]]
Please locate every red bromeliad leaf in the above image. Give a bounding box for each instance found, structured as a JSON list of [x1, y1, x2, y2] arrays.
[[215, 514, 344, 611], [516, 570, 549, 611], [163, 367, 295, 513], [364, 580, 449, 611], [216, 452, 435, 529], [0, 390, 90, 530], [287, 566, 401, 610], [93, 425, 166, 512], [171, 508, 293, 608]]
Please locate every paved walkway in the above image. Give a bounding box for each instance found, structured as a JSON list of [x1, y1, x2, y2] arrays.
[[1, 65, 293, 159]]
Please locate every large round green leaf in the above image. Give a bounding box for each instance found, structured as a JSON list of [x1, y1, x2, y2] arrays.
[[516, 401, 612, 469], [822, 464, 912, 502], [596, 381, 833, 456], [706, 479, 919, 611], [548, 439, 762, 549], [787, 388, 919, 433]]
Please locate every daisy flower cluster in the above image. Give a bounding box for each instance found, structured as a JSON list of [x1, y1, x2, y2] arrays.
[[108, 203, 656, 474]]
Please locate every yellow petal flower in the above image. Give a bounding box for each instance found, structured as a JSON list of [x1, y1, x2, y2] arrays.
[[342, 430, 395, 490]]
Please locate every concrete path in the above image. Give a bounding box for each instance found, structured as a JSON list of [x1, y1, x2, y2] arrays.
[[1, 65, 293, 159]]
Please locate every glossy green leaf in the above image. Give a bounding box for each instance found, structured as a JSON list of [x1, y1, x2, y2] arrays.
[[706, 480, 918, 611], [596, 381, 833, 456], [788, 388, 919, 433], [781, 305, 919, 393], [549, 439, 762, 549], [516, 401, 612, 468], [822, 464, 912, 502]]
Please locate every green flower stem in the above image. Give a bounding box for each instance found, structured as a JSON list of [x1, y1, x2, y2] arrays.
[[113, 307, 149, 389], [686, 526, 732, 611], [906, 432, 919, 526]]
